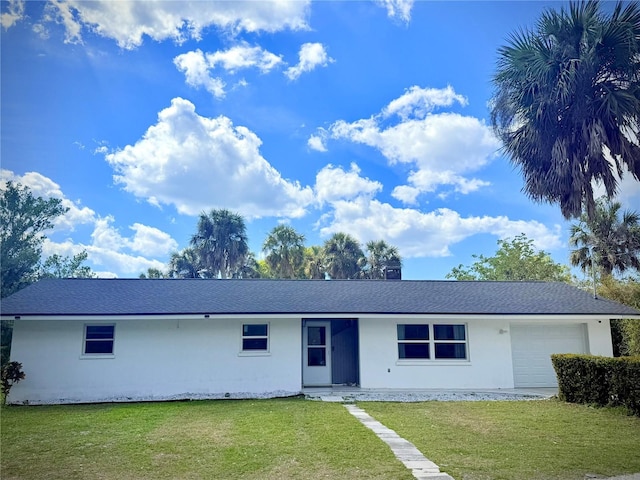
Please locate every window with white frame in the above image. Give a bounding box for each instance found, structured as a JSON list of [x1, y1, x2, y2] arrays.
[[84, 325, 115, 355], [242, 324, 269, 351], [397, 324, 467, 360], [433, 324, 467, 359], [397, 324, 430, 359]]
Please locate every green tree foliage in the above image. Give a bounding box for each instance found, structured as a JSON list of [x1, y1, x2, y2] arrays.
[[303, 246, 325, 279], [0, 321, 13, 367], [38, 251, 95, 279], [363, 240, 401, 280], [235, 252, 264, 279], [190, 209, 249, 279], [139, 268, 167, 279], [323, 233, 366, 280], [1, 181, 68, 297], [168, 248, 201, 278], [1, 361, 25, 404], [446, 234, 572, 282], [491, 0, 640, 219], [263, 225, 306, 279], [570, 197, 640, 277], [597, 275, 640, 356]]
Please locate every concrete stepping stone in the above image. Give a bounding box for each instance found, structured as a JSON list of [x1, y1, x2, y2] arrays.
[[344, 404, 455, 480]]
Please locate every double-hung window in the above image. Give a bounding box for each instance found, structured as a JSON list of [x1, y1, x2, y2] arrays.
[[242, 324, 269, 352], [397, 324, 430, 359], [84, 325, 115, 355], [433, 324, 467, 359], [397, 324, 467, 360]]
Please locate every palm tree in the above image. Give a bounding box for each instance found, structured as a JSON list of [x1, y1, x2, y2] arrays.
[[569, 197, 640, 277], [190, 209, 249, 279], [262, 225, 305, 279], [323, 233, 366, 279], [491, 0, 640, 219], [234, 252, 263, 279], [364, 240, 401, 279], [303, 246, 325, 279], [168, 248, 201, 278]]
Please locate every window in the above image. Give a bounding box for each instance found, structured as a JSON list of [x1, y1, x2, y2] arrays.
[[397, 324, 430, 359], [84, 325, 115, 355], [433, 324, 467, 359], [307, 325, 327, 366], [397, 324, 467, 360], [242, 324, 268, 351]]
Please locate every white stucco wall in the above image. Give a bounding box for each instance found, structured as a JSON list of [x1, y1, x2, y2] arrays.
[[358, 317, 614, 390], [7, 314, 615, 403], [585, 319, 614, 356], [8, 317, 302, 405], [358, 317, 515, 389]]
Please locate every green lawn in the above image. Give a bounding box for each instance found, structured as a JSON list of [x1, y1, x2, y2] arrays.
[[363, 400, 640, 480], [2, 398, 639, 480], [0, 398, 411, 480]]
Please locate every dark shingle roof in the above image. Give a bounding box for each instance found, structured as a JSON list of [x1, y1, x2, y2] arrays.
[[1, 278, 638, 317]]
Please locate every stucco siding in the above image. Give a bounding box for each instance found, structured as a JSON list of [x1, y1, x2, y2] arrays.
[[7, 315, 615, 403], [358, 317, 613, 390], [358, 318, 515, 389], [585, 319, 613, 356], [8, 318, 302, 405]]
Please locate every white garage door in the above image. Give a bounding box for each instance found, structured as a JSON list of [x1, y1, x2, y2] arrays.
[[511, 324, 588, 387]]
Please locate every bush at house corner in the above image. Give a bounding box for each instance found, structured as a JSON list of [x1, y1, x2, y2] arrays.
[[552, 354, 640, 416]]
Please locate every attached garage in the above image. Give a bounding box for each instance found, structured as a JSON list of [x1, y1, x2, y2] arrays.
[[510, 324, 589, 387]]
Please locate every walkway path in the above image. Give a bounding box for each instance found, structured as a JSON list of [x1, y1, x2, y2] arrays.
[[344, 404, 454, 480]]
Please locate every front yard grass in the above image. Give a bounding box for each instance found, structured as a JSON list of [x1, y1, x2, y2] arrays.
[[2, 398, 640, 480], [0, 397, 411, 480], [363, 399, 640, 480]]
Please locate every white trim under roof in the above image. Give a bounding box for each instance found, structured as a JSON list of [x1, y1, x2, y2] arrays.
[[3, 312, 638, 322]]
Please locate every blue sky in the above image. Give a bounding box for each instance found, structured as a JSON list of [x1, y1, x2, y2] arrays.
[[2, 0, 639, 279]]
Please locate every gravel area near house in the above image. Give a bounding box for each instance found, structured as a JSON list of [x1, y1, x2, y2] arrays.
[[306, 391, 551, 402]]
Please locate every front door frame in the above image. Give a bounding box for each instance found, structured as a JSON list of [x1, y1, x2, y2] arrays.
[[302, 320, 332, 386], [302, 318, 360, 387]]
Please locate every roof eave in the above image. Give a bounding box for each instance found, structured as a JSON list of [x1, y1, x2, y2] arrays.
[[3, 312, 638, 321]]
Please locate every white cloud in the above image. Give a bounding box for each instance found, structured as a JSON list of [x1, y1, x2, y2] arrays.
[[52, 215, 174, 276], [105, 97, 314, 219], [383, 85, 467, 120], [285, 42, 334, 81], [318, 197, 562, 258], [376, 0, 414, 23], [42, 0, 83, 44], [314, 163, 382, 205], [206, 43, 283, 74], [391, 185, 421, 205], [89, 216, 177, 258], [174, 49, 226, 98], [307, 134, 327, 152], [32, 22, 50, 40], [1, 0, 25, 29], [308, 164, 562, 259], [174, 44, 284, 99], [43, 0, 310, 49], [129, 223, 178, 257], [43, 236, 167, 278], [2, 169, 178, 277], [322, 86, 500, 203]]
